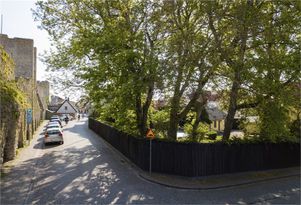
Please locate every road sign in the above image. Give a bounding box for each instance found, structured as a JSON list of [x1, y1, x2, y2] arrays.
[[146, 128, 155, 139], [26, 108, 32, 124]]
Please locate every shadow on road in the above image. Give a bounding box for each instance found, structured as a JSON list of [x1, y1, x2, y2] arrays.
[[1, 119, 154, 204], [2, 142, 155, 204], [2, 119, 299, 204]]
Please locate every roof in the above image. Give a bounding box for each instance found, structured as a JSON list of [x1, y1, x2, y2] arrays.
[[205, 105, 226, 121], [48, 105, 60, 112], [49, 95, 64, 105], [56, 99, 78, 113]]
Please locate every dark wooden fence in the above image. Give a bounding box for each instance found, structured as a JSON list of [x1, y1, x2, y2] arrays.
[[89, 118, 300, 177]]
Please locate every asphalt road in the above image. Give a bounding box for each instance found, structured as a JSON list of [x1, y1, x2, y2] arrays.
[[1, 118, 300, 204]]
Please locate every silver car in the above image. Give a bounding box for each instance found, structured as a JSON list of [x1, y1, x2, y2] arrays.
[[49, 119, 62, 127], [46, 124, 61, 130], [44, 128, 64, 145]]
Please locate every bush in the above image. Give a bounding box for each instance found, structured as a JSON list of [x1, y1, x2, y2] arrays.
[[289, 119, 301, 139], [151, 109, 169, 138], [207, 131, 217, 140], [184, 121, 209, 142]]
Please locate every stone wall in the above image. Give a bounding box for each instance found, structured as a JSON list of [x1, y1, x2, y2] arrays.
[[16, 78, 35, 143], [37, 81, 50, 119], [0, 34, 35, 79], [0, 47, 26, 163], [0, 34, 43, 133], [0, 34, 49, 165]]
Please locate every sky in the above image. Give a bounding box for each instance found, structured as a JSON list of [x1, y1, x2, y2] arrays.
[[0, 0, 84, 101], [0, 0, 49, 81]]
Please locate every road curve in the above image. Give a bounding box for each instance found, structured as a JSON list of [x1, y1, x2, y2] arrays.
[[1, 118, 300, 204]]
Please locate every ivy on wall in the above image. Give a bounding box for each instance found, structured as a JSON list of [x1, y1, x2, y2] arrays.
[[0, 46, 28, 115]]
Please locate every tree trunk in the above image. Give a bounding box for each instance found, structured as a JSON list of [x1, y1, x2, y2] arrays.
[[223, 76, 239, 141], [167, 109, 179, 140], [135, 94, 144, 137], [192, 104, 202, 141], [168, 92, 181, 140], [223, 1, 248, 141], [141, 82, 154, 137]]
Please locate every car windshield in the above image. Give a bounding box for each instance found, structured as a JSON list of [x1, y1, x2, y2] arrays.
[[50, 120, 60, 124], [48, 122, 59, 125], [47, 130, 60, 134], [47, 125, 59, 128]]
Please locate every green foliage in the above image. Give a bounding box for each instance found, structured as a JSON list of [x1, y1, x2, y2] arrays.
[[151, 109, 169, 138], [0, 47, 28, 114], [33, 0, 300, 143], [289, 118, 301, 140], [178, 135, 223, 144], [0, 81, 27, 109], [239, 116, 260, 137], [228, 136, 262, 144], [95, 100, 138, 136], [0, 46, 14, 79], [207, 131, 217, 140], [201, 135, 222, 143], [200, 108, 212, 125], [259, 101, 292, 142], [34, 0, 163, 136], [184, 121, 209, 142]]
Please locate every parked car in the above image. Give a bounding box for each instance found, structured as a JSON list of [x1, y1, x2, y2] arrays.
[[49, 119, 62, 127], [47, 121, 60, 125], [44, 122, 61, 131], [50, 116, 60, 121], [44, 128, 64, 145], [44, 124, 61, 131]]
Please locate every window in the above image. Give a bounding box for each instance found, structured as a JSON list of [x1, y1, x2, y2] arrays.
[[214, 120, 217, 128], [65, 106, 68, 110]]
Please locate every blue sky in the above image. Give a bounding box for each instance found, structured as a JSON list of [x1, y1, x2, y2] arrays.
[[0, 0, 50, 81]]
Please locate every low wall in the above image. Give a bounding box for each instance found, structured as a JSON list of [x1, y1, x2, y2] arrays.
[[89, 118, 300, 177]]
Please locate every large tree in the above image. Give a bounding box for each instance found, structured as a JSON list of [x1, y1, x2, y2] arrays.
[[162, 0, 216, 140], [34, 0, 300, 142], [34, 0, 163, 136], [206, 0, 300, 141]]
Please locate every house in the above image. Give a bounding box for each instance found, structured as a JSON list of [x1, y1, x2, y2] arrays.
[[56, 99, 78, 118], [205, 104, 226, 132]]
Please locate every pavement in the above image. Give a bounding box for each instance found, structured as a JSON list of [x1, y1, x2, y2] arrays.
[[139, 167, 300, 190], [1, 118, 300, 204], [1, 120, 47, 171], [95, 123, 300, 191]]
